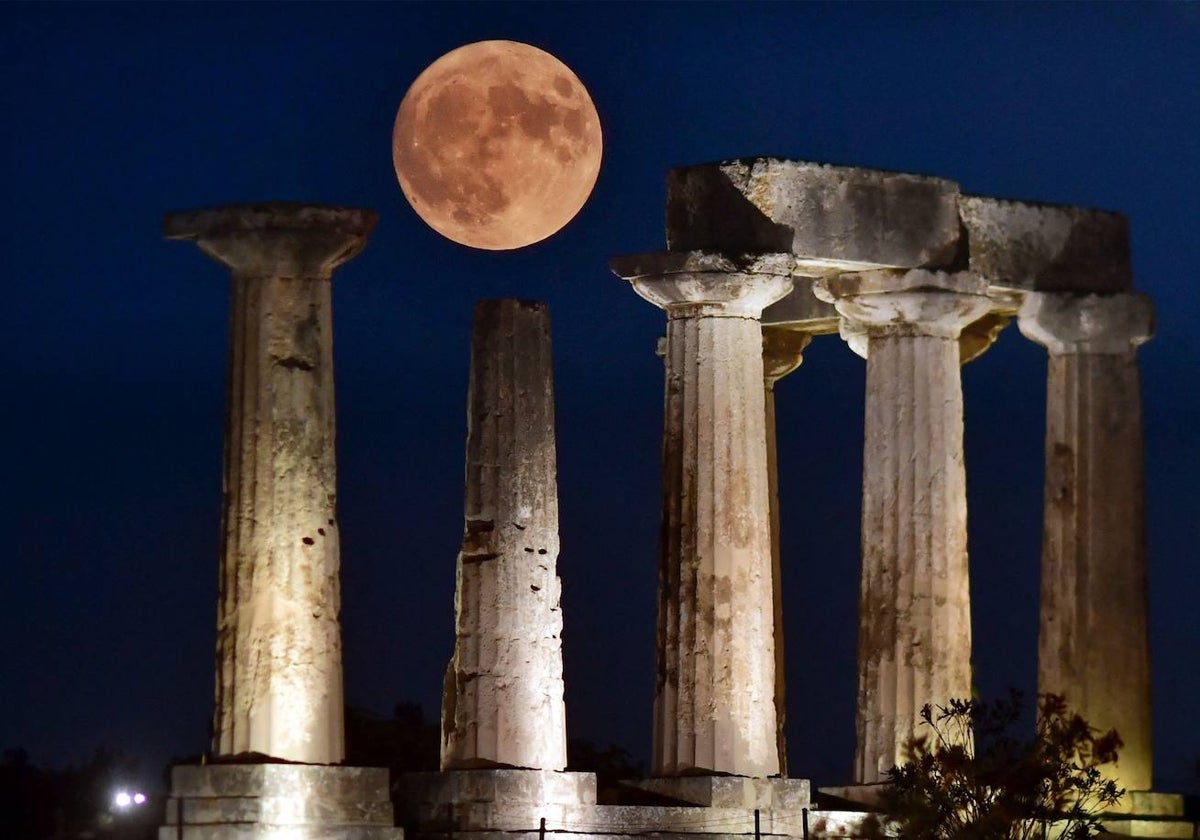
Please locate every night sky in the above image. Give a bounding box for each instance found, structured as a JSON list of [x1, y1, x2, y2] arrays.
[[4, 2, 1198, 796]]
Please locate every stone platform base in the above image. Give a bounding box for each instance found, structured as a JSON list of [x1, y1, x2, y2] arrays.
[[394, 770, 834, 840], [160, 763, 403, 840], [816, 784, 1198, 839]]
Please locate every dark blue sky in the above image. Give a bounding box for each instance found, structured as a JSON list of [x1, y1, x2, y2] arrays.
[[4, 2, 1198, 795]]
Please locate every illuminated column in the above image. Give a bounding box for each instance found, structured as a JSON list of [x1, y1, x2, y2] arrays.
[[761, 327, 812, 778], [1018, 292, 1155, 791], [442, 299, 567, 771], [819, 269, 991, 784], [613, 252, 793, 778], [165, 203, 376, 764]]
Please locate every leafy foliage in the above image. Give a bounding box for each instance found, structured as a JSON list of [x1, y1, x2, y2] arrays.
[[866, 692, 1124, 840]]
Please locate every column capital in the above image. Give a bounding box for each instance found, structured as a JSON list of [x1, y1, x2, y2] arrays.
[[816, 270, 993, 356], [762, 327, 812, 387], [1018, 292, 1154, 355], [611, 251, 795, 318], [164, 202, 378, 279]]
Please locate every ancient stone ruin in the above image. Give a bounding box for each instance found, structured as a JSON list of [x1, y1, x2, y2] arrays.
[[157, 160, 1190, 839]]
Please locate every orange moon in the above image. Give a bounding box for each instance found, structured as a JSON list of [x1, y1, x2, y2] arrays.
[[392, 40, 603, 250]]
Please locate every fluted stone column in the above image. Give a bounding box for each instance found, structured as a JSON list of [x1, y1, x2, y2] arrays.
[[442, 299, 567, 771], [819, 269, 991, 784], [762, 328, 812, 778], [164, 203, 376, 764], [1018, 292, 1155, 792], [614, 252, 793, 778]]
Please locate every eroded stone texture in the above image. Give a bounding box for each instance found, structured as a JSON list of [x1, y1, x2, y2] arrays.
[[164, 203, 377, 765], [1018, 292, 1155, 792], [666, 159, 961, 273], [959, 195, 1132, 294], [817, 269, 990, 784], [614, 253, 793, 777], [762, 327, 813, 779], [443, 299, 567, 771]]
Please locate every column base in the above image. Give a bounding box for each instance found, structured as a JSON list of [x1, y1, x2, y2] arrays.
[[160, 763, 402, 840]]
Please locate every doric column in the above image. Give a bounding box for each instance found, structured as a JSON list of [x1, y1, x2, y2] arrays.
[[818, 269, 991, 784], [441, 299, 567, 771], [1018, 292, 1155, 791], [761, 327, 812, 778], [613, 252, 793, 778], [164, 203, 376, 764]]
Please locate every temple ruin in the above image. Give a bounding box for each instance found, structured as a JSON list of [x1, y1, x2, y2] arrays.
[[157, 160, 1190, 839]]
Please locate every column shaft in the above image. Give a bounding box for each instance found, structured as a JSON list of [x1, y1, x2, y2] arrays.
[[655, 312, 778, 776], [819, 271, 990, 784], [442, 299, 567, 771], [216, 272, 344, 763], [1021, 292, 1154, 791], [856, 332, 973, 782]]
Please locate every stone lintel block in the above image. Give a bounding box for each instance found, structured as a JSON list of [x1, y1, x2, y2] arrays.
[[169, 764, 391, 802], [959, 195, 1131, 293], [666, 158, 961, 272], [394, 769, 597, 806], [761, 278, 840, 332], [1018, 291, 1154, 355], [622, 776, 811, 809], [164, 202, 378, 278]]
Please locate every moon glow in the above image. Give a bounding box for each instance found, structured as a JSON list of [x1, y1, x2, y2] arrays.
[[392, 40, 603, 250]]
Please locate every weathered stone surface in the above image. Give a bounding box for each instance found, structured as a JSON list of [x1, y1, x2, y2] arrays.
[[442, 299, 567, 771], [395, 769, 597, 806], [761, 278, 840, 332], [666, 159, 961, 272], [614, 255, 792, 777], [622, 776, 811, 809], [165, 203, 377, 764], [820, 271, 989, 784], [163, 764, 400, 839], [762, 328, 813, 778], [959, 195, 1131, 293], [1018, 292, 1155, 792]]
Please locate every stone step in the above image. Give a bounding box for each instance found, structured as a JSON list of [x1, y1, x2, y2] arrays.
[[395, 769, 598, 806], [170, 764, 392, 801], [164, 795, 394, 826], [1104, 792, 1189, 819], [159, 826, 402, 840], [620, 777, 811, 809], [1099, 817, 1198, 838], [406, 802, 812, 836]]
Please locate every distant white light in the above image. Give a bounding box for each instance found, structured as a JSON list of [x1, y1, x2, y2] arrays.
[[113, 790, 132, 808], [133, 792, 147, 805]]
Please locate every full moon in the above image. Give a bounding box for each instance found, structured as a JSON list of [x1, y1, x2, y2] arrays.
[[392, 40, 603, 250]]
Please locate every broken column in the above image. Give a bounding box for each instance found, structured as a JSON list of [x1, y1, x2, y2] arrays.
[[961, 195, 1155, 792], [611, 251, 793, 778], [165, 202, 376, 764], [1019, 292, 1155, 792], [442, 298, 567, 771], [818, 269, 991, 784]]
